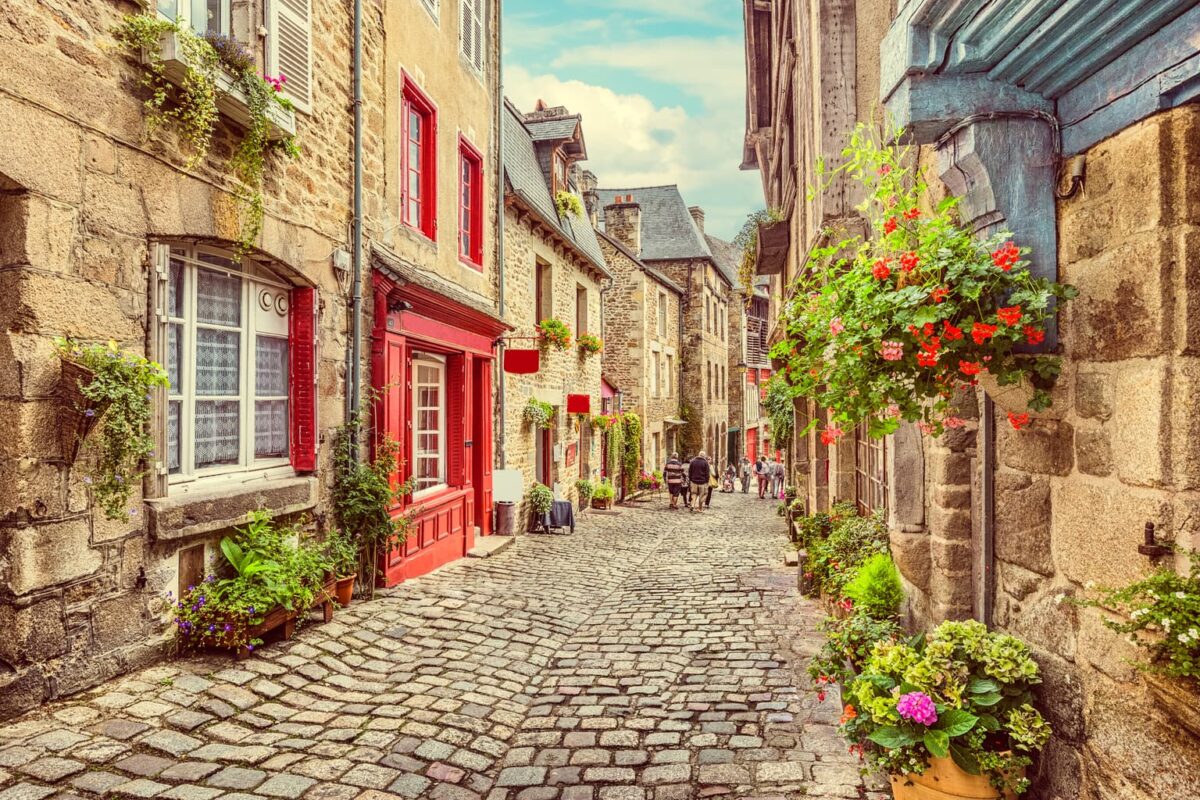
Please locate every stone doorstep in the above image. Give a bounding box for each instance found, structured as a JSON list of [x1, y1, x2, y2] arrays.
[[145, 476, 318, 542], [466, 536, 514, 559], [783, 551, 799, 567]]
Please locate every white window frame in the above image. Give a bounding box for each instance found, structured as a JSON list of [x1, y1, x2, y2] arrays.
[[411, 354, 448, 498], [167, 245, 293, 489], [156, 0, 231, 36], [664, 352, 673, 398], [419, 0, 440, 22]]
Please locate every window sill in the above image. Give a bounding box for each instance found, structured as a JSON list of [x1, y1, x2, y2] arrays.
[[147, 30, 297, 141], [146, 475, 317, 543]]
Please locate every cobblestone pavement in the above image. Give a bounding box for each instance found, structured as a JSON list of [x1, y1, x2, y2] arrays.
[[0, 491, 885, 800]]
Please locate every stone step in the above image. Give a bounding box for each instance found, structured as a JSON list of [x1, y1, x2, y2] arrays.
[[466, 535, 515, 559]]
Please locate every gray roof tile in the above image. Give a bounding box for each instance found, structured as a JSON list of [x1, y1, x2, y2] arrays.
[[704, 234, 743, 289], [595, 185, 715, 266], [526, 116, 580, 142]]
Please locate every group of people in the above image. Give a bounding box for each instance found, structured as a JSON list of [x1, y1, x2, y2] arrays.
[[662, 451, 788, 512]]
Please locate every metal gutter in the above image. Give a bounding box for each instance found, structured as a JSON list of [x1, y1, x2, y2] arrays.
[[347, 0, 363, 424], [981, 394, 996, 627], [495, 0, 506, 468]]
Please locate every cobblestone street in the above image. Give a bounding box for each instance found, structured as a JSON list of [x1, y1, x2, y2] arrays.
[[0, 492, 881, 800]]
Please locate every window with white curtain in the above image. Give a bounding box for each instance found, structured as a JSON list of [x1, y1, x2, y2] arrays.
[[166, 245, 290, 482], [157, 0, 231, 36], [412, 354, 447, 496]]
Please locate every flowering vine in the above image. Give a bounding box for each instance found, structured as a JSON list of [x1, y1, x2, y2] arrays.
[[772, 123, 1076, 439]]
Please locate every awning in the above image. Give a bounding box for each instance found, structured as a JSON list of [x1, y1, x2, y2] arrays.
[[664, 418, 687, 426]]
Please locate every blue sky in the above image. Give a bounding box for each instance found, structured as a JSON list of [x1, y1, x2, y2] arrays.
[[502, 0, 763, 240]]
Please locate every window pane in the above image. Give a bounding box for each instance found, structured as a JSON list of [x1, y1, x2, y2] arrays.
[[196, 268, 241, 326], [167, 323, 182, 393], [194, 400, 240, 467], [255, 336, 288, 397], [255, 399, 288, 458], [168, 400, 181, 474], [158, 0, 177, 20], [195, 328, 240, 396], [168, 259, 184, 318]]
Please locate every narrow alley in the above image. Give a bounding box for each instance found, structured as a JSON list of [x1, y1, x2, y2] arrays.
[[0, 494, 881, 800]]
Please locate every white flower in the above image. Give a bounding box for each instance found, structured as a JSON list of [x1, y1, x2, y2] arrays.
[[1131, 609, 1148, 620], [1180, 634, 1191, 644], [1174, 592, 1187, 599], [1053, 593, 1066, 605], [1190, 628, 1199, 639], [1085, 581, 1096, 590], [1162, 618, 1172, 631]]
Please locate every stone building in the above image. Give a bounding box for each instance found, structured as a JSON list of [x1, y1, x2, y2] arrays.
[[597, 189, 737, 464], [0, 0, 503, 717], [500, 101, 608, 519], [743, 0, 1200, 796], [595, 227, 684, 472]]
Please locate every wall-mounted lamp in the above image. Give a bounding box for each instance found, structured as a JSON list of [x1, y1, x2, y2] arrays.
[[332, 248, 352, 296]]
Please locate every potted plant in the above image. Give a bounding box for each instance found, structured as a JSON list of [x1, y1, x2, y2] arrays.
[[325, 528, 359, 607], [591, 479, 615, 510], [841, 620, 1052, 798], [772, 122, 1076, 442], [522, 398, 555, 430], [54, 338, 170, 520], [527, 482, 553, 532], [537, 318, 572, 351], [577, 332, 603, 357], [555, 190, 584, 218], [574, 478, 594, 511]]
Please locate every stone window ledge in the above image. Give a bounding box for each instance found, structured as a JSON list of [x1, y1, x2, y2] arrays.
[[146, 476, 318, 543], [147, 31, 296, 141]]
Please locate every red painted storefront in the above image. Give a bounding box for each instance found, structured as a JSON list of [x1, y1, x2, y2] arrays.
[[371, 270, 508, 586]]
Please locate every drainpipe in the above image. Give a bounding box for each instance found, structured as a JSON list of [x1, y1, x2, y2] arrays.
[[347, 0, 364, 425], [981, 393, 996, 627], [494, 0, 506, 468]]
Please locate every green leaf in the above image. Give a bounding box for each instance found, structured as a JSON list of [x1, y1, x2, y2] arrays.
[[936, 709, 978, 737], [924, 729, 950, 758], [977, 714, 1001, 732], [968, 678, 999, 695], [949, 742, 982, 775], [867, 726, 917, 749], [220, 537, 243, 572], [972, 691, 1003, 707], [910, 306, 939, 326]]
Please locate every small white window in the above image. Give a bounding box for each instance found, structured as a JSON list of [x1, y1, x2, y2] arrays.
[[412, 354, 447, 497], [157, 0, 230, 36], [166, 245, 291, 484], [459, 0, 486, 73], [269, 0, 313, 113], [657, 292, 667, 338]]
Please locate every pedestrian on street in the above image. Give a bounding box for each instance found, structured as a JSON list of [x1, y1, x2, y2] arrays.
[[739, 456, 752, 493], [755, 456, 768, 498], [771, 457, 787, 499], [706, 456, 718, 507], [664, 453, 685, 510], [687, 451, 711, 512]]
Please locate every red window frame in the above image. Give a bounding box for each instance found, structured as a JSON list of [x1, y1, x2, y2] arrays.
[[458, 135, 484, 269], [401, 73, 437, 239]]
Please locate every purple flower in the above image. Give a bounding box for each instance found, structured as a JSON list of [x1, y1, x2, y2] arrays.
[[248, 606, 255, 614], [247, 644, 254, 651], [83, 476, 93, 485], [224, 624, 232, 632], [84, 409, 96, 418], [896, 691, 938, 727], [128, 508, 138, 517]]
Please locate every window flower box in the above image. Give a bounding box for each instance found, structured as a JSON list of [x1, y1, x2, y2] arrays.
[[147, 30, 295, 141]]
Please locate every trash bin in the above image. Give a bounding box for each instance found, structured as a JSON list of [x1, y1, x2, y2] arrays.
[[495, 501, 516, 536]]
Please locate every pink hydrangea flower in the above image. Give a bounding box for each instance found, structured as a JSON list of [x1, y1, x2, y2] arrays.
[[880, 341, 904, 361], [896, 691, 938, 727], [829, 317, 845, 336]]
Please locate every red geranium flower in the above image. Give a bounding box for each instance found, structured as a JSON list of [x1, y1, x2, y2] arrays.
[[883, 217, 898, 235], [1008, 412, 1031, 430], [872, 259, 891, 280], [942, 321, 963, 341], [992, 241, 1019, 271], [931, 286, 949, 303], [971, 322, 998, 345], [958, 360, 982, 377], [820, 426, 845, 445], [903, 208, 920, 220], [997, 305, 1022, 326], [917, 351, 939, 367], [878, 164, 892, 176], [900, 251, 920, 273], [1024, 325, 1045, 345]]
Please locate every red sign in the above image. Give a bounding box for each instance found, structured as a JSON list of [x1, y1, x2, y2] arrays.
[[565, 443, 577, 467], [566, 393, 591, 414], [503, 349, 540, 374]]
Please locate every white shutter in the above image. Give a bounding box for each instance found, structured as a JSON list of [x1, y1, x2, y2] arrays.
[[147, 242, 172, 499], [460, 0, 476, 69], [421, 0, 439, 20], [472, 0, 485, 73], [270, 0, 313, 113]]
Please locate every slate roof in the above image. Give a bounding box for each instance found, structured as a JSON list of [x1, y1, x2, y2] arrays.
[[526, 116, 580, 142], [502, 100, 607, 275], [595, 185, 715, 265], [704, 233, 743, 289], [595, 229, 684, 296]]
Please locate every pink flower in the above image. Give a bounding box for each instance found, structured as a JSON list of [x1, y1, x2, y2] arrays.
[[829, 317, 845, 336], [820, 426, 845, 446], [886, 404, 902, 419], [917, 421, 934, 435], [880, 341, 904, 361], [944, 416, 965, 429], [896, 691, 938, 727]]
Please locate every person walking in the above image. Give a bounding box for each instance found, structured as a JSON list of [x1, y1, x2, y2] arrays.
[[771, 456, 787, 499], [706, 456, 718, 508], [664, 453, 685, 510], [687, 451, 711, 512], [755, 456, 769, 498], [739, 456, 752, 493]]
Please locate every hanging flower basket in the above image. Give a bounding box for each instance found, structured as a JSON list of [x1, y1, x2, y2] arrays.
[[537, 318, 572, 351], [59, 360, 109, 463]]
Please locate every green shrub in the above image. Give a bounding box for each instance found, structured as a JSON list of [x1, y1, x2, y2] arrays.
[[843, 553, 904, 619], [528, 482, 553, 515], [808, 610, 903, 688], [592, 479, 615, 501], [574, 479, 594, 503], [807, 510, 889, 597]]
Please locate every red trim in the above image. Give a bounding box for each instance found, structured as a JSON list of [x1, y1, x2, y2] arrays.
[[401, 72, 437, 239], [458, 135, 484, 270], [288, 287, 317, 471]]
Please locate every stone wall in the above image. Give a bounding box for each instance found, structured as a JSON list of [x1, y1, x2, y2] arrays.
[[890, 106, 1200, 799], [597, 237, 681, 472], [499, 207, 604, 524]]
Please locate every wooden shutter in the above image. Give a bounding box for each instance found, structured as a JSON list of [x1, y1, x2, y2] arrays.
[[271, 0, 313, 113], [446, 354, 468, 488], [461, 0, 484, 73], [289, 287, 317, 471], [145, 243, 172, 499]]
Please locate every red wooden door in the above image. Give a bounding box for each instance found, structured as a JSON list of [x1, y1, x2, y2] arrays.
[[473, 358, 493, 535]]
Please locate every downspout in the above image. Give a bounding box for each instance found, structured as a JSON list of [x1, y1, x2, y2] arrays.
[[981, 394, 996, 627], [495, 0, 506, 468], [347, 0, 364, 424]]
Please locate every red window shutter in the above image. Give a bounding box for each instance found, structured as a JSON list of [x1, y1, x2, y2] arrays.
[[289, 287, 318, 471], [446, 354, 467, 487]]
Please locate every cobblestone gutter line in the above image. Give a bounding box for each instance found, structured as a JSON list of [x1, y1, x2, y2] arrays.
[[0, 496, 885, 800]]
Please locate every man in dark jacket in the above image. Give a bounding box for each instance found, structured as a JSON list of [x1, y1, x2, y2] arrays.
[[687, 451, 711, 512], [663, 453, 685, 509]]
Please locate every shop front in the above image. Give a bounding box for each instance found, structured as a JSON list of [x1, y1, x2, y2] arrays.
[[371, 264, 509, 586]]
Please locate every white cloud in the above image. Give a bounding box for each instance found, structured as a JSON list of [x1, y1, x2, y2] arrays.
[[506, 65, 761, 239], [600, 0, 726, 24]]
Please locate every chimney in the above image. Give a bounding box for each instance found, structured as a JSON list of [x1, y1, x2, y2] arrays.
[[605, 196, 641, 256], [688, 206, 705, 234], [579, 169, 599, 223]]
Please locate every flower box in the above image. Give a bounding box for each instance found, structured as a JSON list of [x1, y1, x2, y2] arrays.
[[890, 755, 1021, 800], [147, 30, 295, 141], [591, 497, 613, 510], [312, 577, 337, 624], [181, 605, 299, 661], [58, 360, 107, 463]]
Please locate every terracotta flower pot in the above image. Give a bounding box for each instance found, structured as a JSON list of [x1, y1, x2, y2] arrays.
[[890, 756, 1021, 800], [335, 574, 357, 607]]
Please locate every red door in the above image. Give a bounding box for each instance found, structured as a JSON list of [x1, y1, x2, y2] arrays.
[[473, 358, 493, 535]]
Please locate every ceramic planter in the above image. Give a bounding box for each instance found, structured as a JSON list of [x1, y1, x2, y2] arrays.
[[890, 756, 1020, 800], [335, 574, 357, 608], [59, 361, 107, 462]]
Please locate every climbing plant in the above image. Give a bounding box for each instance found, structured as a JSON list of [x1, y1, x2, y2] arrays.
[[734, 208, 784, 304], [605, 414, 625, 489], [763, 376, 794, 450], [621, 412, 642, 494]]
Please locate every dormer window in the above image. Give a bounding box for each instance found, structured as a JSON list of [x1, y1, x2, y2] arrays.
[[553, 150, 568, 195]]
